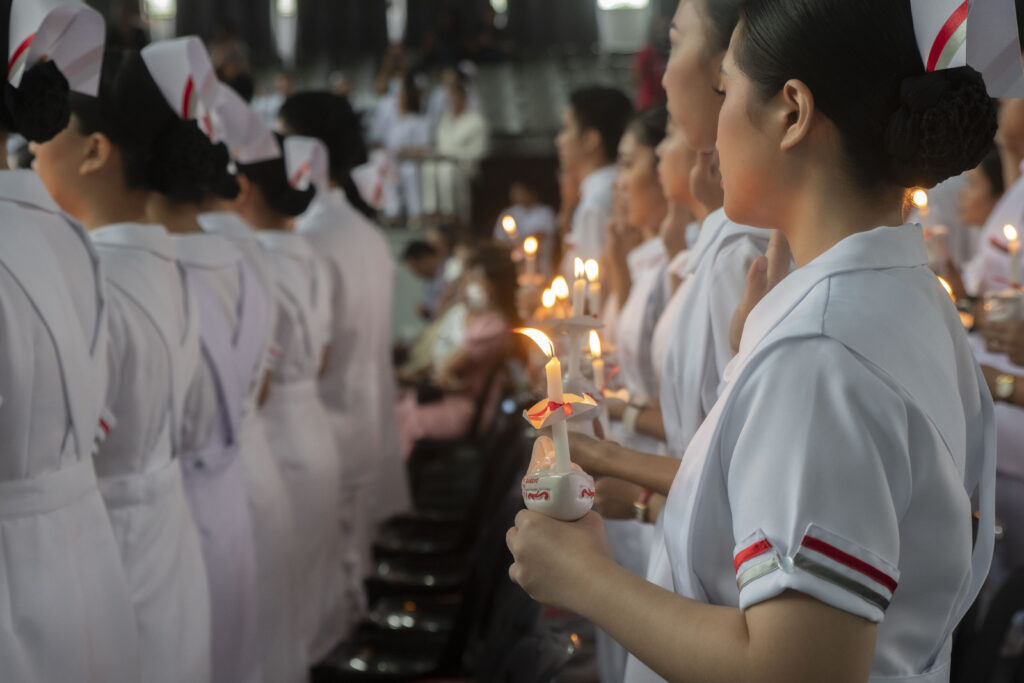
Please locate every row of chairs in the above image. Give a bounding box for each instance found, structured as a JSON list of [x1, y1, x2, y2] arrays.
[[312, 363, 580, 681]]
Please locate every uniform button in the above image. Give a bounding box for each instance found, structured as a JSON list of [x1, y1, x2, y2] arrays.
[[781, 556, 795, 573]]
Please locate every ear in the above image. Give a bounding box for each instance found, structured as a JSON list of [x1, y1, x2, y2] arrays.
[[776, 78, 815, 152], [78, 133, 114, 177]]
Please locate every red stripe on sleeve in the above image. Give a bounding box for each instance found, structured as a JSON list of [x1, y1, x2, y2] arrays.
[[801, 535, 898, 593], [733, 539, 773, 573], [926, 1, 969, 72]]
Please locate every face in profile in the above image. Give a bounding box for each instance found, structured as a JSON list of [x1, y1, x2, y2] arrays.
[[663, 0, 727, 154], [555, 107, 586, 184]]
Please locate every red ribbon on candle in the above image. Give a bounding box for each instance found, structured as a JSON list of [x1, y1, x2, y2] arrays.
[[528, 400, 574, 422]]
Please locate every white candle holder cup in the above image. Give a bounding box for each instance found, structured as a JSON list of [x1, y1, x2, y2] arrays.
[[521, 436, 596, 521]]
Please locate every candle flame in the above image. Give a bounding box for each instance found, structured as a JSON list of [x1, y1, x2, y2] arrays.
[[584, 259, 599, 282], [552, 276, 570, 299], [523, 236, 539, 256], [516, 327, 554, 357], [542, 288, 556, 308], [911, 189, 928, 210], [589, 330, 601, 358], [1005, 224, 1019, 242], [502, 215, 517, 236], [574, 257, 585, 279], [937, 276, 955, 302]]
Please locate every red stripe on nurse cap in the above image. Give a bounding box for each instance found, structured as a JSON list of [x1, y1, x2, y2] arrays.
[[141, 36, 218, 124], [7, 0, 104, 95]]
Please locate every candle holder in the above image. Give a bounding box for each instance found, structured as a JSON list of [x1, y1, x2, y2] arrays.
[[521, 436, 596, 521]]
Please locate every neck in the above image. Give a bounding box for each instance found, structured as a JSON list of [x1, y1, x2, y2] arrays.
[[80, 187, 150, 231], [577, 158, 609, 186], [149, 195, 202, 234], [779, 173, 902, 267], [245, 208, 290, 231], [1003, 148, 1023, 188]]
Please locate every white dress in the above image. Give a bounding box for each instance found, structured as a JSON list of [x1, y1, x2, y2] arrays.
[[625, 210, 769, 683], [177, 233, 264, 683], [962, 162, 1024, 296], [0, 171, 139, 683], [663, 225, 995, 682], [198, 212, 305, 683], [258, 229, 346, 663], [297, 189, 409, 637], [563, 165, 617, 274], [91, 222, 211, 683], [599, 236, 666, 683]]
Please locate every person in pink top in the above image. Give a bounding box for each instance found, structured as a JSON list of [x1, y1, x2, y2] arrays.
[[397, 244, 517, 458]]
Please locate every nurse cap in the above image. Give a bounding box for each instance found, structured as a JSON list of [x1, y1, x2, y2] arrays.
[[7, 0, 104, 95], [141, 36, 218, 129], [910, 0, 1024, 97], [207, 81, 281, 165], [284, 136, 330, 195]]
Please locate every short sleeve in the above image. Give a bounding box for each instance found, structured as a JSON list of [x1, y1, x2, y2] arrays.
[[724, 337, 911, 623]]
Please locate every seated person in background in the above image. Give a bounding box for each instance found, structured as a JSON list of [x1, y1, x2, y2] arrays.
[[494, 181, 558, 275], [382, 74, 431, 223], [422, 75, 489, 225], [396, 245, 517, 458], [402, 240, 446, 320]]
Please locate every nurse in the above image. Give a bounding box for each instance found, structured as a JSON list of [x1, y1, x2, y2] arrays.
[[281, 91, 410, 645], [508, 1, 998, 680], [202, 81, 305, 683], [31, 47, 213, 683], [142, 37, 265, 683], [0, 3, 140, 682]]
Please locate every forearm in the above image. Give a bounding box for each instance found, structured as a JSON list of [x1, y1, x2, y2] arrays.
[[572, 557, 754, 682], [635, 406, 666, 441], [573, 559, 874, 683], [590, 444, 680, 496]]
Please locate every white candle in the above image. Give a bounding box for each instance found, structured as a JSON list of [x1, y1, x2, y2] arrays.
[[545, 355, 572, 474], [589, 330, 605, 389], [572, 257, 586, 317], [584, 259, 600, 314], [1006, 224, 1021, 285], [524, 236, 538, 276]]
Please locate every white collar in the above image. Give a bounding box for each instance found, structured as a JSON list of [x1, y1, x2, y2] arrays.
[[199, 211, 258, 241], [257, 229, 312, 261], [738, 224, 928, 360], [91, 222, 176, 260], [175, 232, 240, 268], [0, 170, 62, 213], [579, 165, 618, 202]]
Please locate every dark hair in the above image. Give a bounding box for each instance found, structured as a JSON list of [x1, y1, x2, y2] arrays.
[[569, 86, 634, 163], [401, 73, 422, 114], [237, 134, 315, 217], [402, 240, 438, 262], [278, 91, 376, 219], [627, 105, 669, 150], [468, 243, 519, 325], [0, 0, 70, 141], [697, 0, 746, 54], [72, 48, 239, 204], [978, 146, 1005, 197], [735, 0, 996, 190]]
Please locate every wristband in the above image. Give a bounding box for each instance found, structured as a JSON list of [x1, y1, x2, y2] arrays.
[[633, 488, 653, 523], [621, 403, 643, 435], [996, 373, 1017, 403]]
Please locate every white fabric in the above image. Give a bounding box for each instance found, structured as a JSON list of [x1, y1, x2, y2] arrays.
[[91, 222, 211, 683], [8, 0, 104, 94], [208, 82, 279, 163], [662, 225, 995, 681], [197, 214, 305, 683], [297, 188, 409, 637], [176, 233, 262, 683], [0, 171, 139, 683], [625, 211, 768, 683], [141, 37, 217, 122], [564, 165, 617, 273], [258, 230, 347, 662], [382, 114, 431, 218], [908, 174, 978, 269], [962, 163, 1024, 296]]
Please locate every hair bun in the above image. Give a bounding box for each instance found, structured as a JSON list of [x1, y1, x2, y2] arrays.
[[884, 66, 996, 188], [149, 117, 245, 204], [2, 61, 70, 142]]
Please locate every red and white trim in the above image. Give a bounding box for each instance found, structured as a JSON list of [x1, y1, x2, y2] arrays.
[[925, 0, 969, 72], [734, 526, 899, 613], [7, 32, 35, 79]]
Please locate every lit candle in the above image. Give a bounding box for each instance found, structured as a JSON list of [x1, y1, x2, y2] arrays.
[[938, 276, 975, 329], [911, 188, 929, 217], [516, 328, 572, 474], [589, 329, 605, 391], [542, 288, 556, 310], [572, 257, 586, 317], [1005, 224, 1021, 285], [502, 214, 517, 241], [552, 276, 569, 319], [584, 259, 600, 315], [524, 236, 539, 276]]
